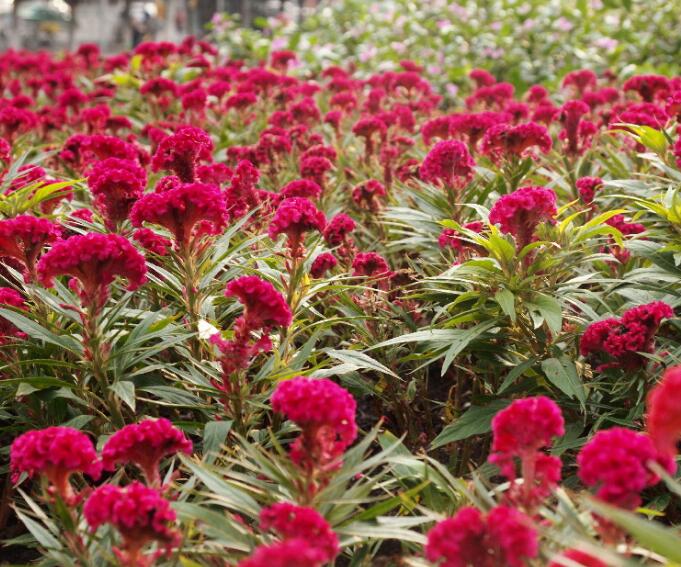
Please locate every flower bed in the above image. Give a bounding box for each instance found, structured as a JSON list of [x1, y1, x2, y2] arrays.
[[1, 36, 681, 566]]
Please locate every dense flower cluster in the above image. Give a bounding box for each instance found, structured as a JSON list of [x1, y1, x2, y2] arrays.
[[425, 505, 538, 567], [151, 126, 213, 182], [480, 122, 552, 162], [272, 377, 357, 478], [102, 418, 192, 486], [577, 427, 673, 509], [130, 181, 228, 248], [37, 233, 147, 311], [488, 186, 557, 249], [10, 426, 101, 503], [580, 301, 673, 370], [268, 197, 326, 258], [84, 481, 181, 567], [0, 214, 62, 279]]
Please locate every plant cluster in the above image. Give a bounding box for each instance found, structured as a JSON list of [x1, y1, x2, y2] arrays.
[[1, 33, 681, 566]]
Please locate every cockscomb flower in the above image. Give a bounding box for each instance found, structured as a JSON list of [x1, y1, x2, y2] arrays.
[[560, 100, 592, 155], [470, 68, 496, 87], [225, 275, 292, 334], [425, 505, 538, 567], [466, 82, 515, 110], [259, 503, 339, 563], [37, 232, 147, 312], [647, 365, 681, 459], [238, 539, 328, 567], [130, 182, 228, 248], [102, 418, 192, 487], [488, 186, 557, 250], [299, 156, 333, 191], [280, 179, 322, 201], [352, 179, 387, 211], [480, 122, 552, 163], [87, 158, 147, 229], [323, 213, 356, 253], [10, 426, 102, 504], [576, 176, 603, 205], [623, 75, 670, 102], [272, 377, 357, 475], [225, 159, 261, 218], [562, 69, 598, 95], [422, 116, 452, 146], [60, 134, 140, 172], [0, 214, 62, 280], [133, 228, 172, 256], [549, 549, 608, 567], [577, 427, 673, 509], [352, 116, 387, 162], [0, 287, 27, 343], [449, 111, 510, 148], [268, 197, 326, 258], [420, 140, 476, 188], [580, 301, 673, 371], [151, 126, 213, 182], [84, 482, 181, 567], [310, 253, 338, 278], [0, 137, 11, 163], [352, 252, 393, 288]]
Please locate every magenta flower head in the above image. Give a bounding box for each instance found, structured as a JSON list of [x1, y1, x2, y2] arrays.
[[37, 232, 147, 313], [0, 214, 62, 280], [425, 505, 538, 567], [323, 213, 356, 248], [151, 125, 213, 182], [225, 275, 292, 333], [258, 502, 340, 563], [480, 122, 552, 163], [130, 181, 228, 249], [310, 252, 338, 278], [623, 75, 670, 102], [577, 427, 674, 509], [102, 418, 192, 487], [488, 186, 557, 250], [576, 176, 603, 205], [87, 158, 147, 230], [491, 396, 565, 456], [84, 481, 181, 567], [647, 365, 681, 460], [580, 301, 673, 371], [352, 179, 387, 212], [272, 377, 357, 475], [10, 426, 102, 504], [420, 140, 476, 189], [238, 540, 328, 567], [268, 197, 326, 258], [225, 160, 261, 219], [280, 179, 322, 201], [0, 137, 11, 164], [559, 100, 591, 155], [352, 252, 393, 289]]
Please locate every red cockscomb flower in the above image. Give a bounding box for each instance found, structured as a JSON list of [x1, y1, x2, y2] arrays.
[[225, 275, 292, 333], [0, 214, 62, 280], [37, 232, 147, 312], [425, 505, 538, 567], [280, 179, 322, 201], [480, 122, 552, 163], [10, 426, 102, 504], [420, 140, 476, 188], [310, 253, 338, 278], [151, 126, 213, 182], [576, 176, 603, 205], [647, 365, 681, 459], [130, 182, 228, 248], [102, 418, 192, 487], [352, 179, 386, 211], [268, 197, 326, 258], [488, 186, 557, 249], [84, 481, 181, 567]]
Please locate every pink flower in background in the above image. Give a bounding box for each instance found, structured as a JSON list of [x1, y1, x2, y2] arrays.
[[310, 252, 338, 278], [420, 140, 476, 188], [151, 126, 213, 182], [0, 214, 62, 280], [269, 197, 326, 258], [647, 365, 681, 459]]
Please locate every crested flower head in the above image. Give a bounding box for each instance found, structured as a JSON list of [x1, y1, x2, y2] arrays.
[[323, 213, 356, 248], [0, 287, 27, 343], [10, 426, 102, 504], [310, 252, 338, 278], [576, 176, 603, 205], [425, 505, 538, 567], [225, 275, 292, 333], [130, 181, 228, 248], [87, 158, 147, 229], [238, 540, 328, 567], [577, 427, 674, 509], [420, 140, 476, 188], [84, 481, 181, 566], [280, 179, 322, 201], [268, 197, 326, 258], [580, 301, 673, 371], [0, 214, 62, 280], [151, 126, 213, 182], [647, 365, 681, 459], [102, 418, 192, 486], [480, 122, 552, 162], [489, 186, 557, 249], [37, 233, 147, 312], [352, 179, 386, 211]]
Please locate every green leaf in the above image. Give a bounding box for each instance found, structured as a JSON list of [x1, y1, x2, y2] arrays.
[[327, 349, 399, 378], [431, 399, 511, 449], [203, 420, 233, 464], [13, 508, 62, 550], [530, 294, 562, 333], [441, 320, 498, 375], [494, 288, 516, 322], [110, 381, 136, 412], [541, 357, 586, 407], [0, 308, 83, 353]]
